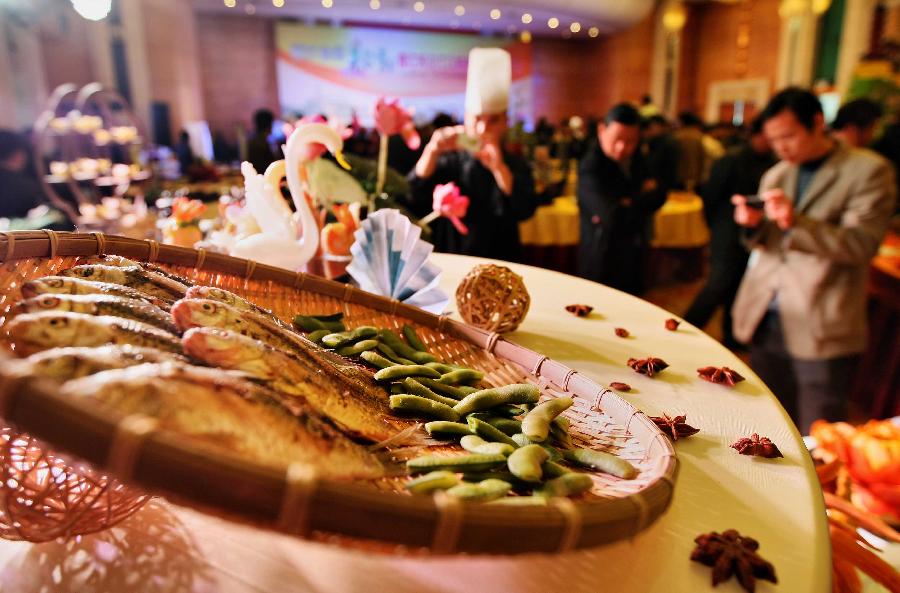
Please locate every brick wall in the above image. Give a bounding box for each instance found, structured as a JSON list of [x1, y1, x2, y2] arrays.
[[194, 13, 280, 141]]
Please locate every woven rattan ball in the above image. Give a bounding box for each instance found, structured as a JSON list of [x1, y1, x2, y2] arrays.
[[455, 264, 531, 333], [0, 426, 150, 542]]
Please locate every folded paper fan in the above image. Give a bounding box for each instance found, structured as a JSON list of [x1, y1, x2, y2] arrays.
[[347, 209, 449, 313]]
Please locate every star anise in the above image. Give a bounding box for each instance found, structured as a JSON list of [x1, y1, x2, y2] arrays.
[[665, 318, 681, 331], [697, 366, 745, 386], [627, 357, 669, 376], [614, 327, 630, 338], [731, 434, 783, 458], [609, 381, 631, 392], [565, 304, 593, 317], [691, 529, 778, 592], [650, 414, 699, 440]]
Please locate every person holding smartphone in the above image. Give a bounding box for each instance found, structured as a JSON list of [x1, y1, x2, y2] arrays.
[[407, 48, 537, 262], [730, 88, 897, 433]]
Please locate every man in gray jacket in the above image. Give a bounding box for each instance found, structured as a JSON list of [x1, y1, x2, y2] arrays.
[[731, 88, 896, 433]]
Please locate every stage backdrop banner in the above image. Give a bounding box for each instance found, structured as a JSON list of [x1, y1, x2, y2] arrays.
[[275, 23, 533, 125]]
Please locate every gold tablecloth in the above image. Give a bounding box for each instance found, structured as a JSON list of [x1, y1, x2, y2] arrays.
[[518, 196, 579, 247]]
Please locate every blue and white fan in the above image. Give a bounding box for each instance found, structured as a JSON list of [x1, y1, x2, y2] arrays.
[[347, 209, 449, 314]]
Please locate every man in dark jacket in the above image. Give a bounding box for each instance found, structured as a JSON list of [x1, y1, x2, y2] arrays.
[[406, 48, 537, 262], [577, 103, 668, 294], [684, 117, 775, 348]]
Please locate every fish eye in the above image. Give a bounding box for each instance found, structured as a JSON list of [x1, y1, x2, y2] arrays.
[[202, 303, 213, 311]]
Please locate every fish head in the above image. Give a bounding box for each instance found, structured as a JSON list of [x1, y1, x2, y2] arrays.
[[182, 327, 264, 367], [60, 265, 124, 284], [171, 298, 244, 332], [5, 312, 82, 356], [22, 277, 67, 298], [14, 295, 69, 316], [186, 286, 235, 306]]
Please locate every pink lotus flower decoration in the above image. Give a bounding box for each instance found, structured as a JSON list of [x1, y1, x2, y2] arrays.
[[432, 182, 469, 235], [374, 97, 421, 150], [283, 115, 353, 161]]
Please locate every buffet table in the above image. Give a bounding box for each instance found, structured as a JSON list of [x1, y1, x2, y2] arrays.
[[0, 254, 829, 592]]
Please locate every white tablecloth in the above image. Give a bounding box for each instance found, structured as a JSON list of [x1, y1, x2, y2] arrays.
[[0, 254, 830, 593]]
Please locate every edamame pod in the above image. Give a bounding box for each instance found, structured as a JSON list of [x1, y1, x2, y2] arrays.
[[379, 329, 436, 364], [511, 434, 563, 461], [507, 444, 550, 483], [389, 394, 459, 421], [460, 435, 515, 457], [375, 342, 415, 365], [360, 350, 397, 369], [522, 397, 573, 443], [446, 479, 511, 502], [468, 414, 522, 436], [539, 472, 594, 497], [322, 326, 378, 348], [292, 313, 345, 333], [407, 453, 507, 474], [402, 324, 429, 352], [438, 369, 485, 386], [563, 448, 637, 479], [401, 378, 459, 407], [453, 384, 541, 416], [336, 339, 379, 357], [404, 470, 459, 494], [542, 460, 569, 478], [488, 496, 548, 506], [467, 417, 519, 447], [374, 365, 442, 382], [492, 404, 526, 417], [550, 417, 574, 449], [306, 329, 332, 344], [425, 421, 472, 439], [457, 386, 480, 396], [461, 470, 521, 484], [425, 362, 460, 374], [418, 378, 469, 400]]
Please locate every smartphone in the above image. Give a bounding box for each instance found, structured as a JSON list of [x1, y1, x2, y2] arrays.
[[743, 194, 765, 210], [456, 133, 482, 154]]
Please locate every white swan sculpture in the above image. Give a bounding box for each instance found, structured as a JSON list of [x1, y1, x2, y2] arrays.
[[230, 123, 349, 271]]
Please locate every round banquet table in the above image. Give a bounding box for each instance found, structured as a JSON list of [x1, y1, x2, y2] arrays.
[[0, 254, 830, 593]]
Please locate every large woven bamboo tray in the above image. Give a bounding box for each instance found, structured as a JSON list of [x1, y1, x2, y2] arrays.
[[0, 230, 677, 555]]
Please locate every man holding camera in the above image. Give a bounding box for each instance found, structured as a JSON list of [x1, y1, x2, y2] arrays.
[[731, 88, 896, 433]]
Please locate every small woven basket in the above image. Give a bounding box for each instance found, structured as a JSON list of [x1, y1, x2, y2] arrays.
[[0, 231, 677, 555], [456, 263, 531, 333]]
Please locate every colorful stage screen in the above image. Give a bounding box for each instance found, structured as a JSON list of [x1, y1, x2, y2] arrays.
[[275, 23, 533, 126]]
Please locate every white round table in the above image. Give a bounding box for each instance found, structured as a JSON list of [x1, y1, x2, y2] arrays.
[[0, 254, 830, 593]]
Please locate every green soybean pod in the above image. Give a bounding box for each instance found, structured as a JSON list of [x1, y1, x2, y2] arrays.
[[550, 417, 574, 449], [438, 369, 485, 386], [511, 434, 563, 462], [461, 470, 521, 484], [375, 342, 416, 365], [401, 378, 459, 407], [425, 362, 459, 374], [542, 460, 569, 479], [323, 326, 379, 348], [402, 324, 430, 352], [390, 395, 459, 421], [453, 384, 541, 416], [360, 350, 397, 370], [563, 448, 638, 480], [306, 329, 331, 344], [374, 365, 442, 382], [292, 314, 345, 333], [446, 479, 511, 502], [507, 444, 550, 483], [540, 472, 594, 497], [406, 453, 507, 474], [336, 339, 380, 357], [488, 496, 549, 506], [492, 404, 526, 417], [417, 378, 468, 400], [425, 421, 472, 439], [321, 332, 350, 348], [469, 413, 522, 436], [457, 386, 480, 396], [404, 470, 459, 495], [460, 435, 515, 457], [467, 417, 519, 448], [522, 397, 574, 443], [379, 329, 436, 364]]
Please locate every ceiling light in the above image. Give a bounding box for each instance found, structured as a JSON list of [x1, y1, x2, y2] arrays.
[[520, 31, 532, 43], [370, 0, 380, 8], [273, 0, 284, 6], [224, 0, 236, 6], [490, 8, 500, 20], [570, 22, 581, 33], [588, 26, 599, 38], [521, 13, 532, 24], [454, 4, 464, 16], [71, 0, 112, 20], [322, 0, 332, 7], [547, 17, 559, 29], [244, 3, 256, 14], [414, 1, 424, 12]]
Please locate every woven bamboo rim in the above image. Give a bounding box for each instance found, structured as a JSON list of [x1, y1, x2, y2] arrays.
[[0, 231, 678, 555]]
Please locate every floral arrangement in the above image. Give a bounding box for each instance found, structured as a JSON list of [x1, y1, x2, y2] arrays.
[[162, 197, 206, 248], [419, 182, 470, 235]]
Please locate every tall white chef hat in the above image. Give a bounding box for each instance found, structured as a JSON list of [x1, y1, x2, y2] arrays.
[[464, 47, 511, 116]]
